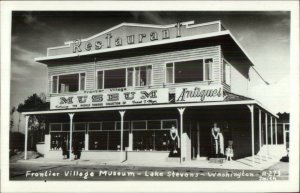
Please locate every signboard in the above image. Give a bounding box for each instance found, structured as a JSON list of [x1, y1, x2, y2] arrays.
[[50, 88, 169, 110], [175, 85, 224, 103]]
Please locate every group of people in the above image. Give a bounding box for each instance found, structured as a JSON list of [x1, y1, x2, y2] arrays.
[[169, 122, 234, 161], [61, 139, 82, 160], [211, 122, 234, 161]]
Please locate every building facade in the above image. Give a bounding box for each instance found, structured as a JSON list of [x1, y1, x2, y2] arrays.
[[23, 20, 283, 164]]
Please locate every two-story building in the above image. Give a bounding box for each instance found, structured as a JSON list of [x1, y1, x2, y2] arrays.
[[22, 20, 282, 164]]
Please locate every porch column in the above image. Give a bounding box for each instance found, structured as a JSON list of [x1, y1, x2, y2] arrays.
[[283, 123, 286, 146], [271, 116, 273, 145], [196, 122, 201, 159], [85, 133, 89, 151], [119, 110, 126, 163], [24, 115, 29, 160], [247, 105, 255, 165], [275, 118, 278, 145], [177, 107, 185, 163], [259, 109, 262, 162], [68, 113, 74, 160], [265, 113, 269, 158]]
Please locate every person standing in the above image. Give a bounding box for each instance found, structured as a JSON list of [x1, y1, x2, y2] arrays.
[[170, 124, 180, 154], [211, 122, 224, 157]]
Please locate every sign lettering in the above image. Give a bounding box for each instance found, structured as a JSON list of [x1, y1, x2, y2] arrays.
[[72, 22, 183, 53], [175, 85, 224, 103], [50, 88, 168, 110]]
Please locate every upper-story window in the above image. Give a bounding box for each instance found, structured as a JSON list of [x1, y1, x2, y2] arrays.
[[105, 68, 126, 88], [165, 58, 213, 84], [97, 65, 152, 89], [134, 66, 152, 87], [52, 72, 86, 93], [223, 59, 231, 85]]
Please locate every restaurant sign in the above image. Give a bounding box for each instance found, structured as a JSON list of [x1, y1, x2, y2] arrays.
[[50, 88, 169, 110], [175, 85, 224, 103]]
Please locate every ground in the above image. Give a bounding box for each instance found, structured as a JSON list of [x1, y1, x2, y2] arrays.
[[9, 161, 288, 181]]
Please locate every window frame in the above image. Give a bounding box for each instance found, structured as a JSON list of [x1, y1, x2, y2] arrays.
[[96, 70, 105, 90], [96, 64, 153, 89], [164, 57, 214, 84], [51, 71, 87, 94], [222, 58, 231, 86]]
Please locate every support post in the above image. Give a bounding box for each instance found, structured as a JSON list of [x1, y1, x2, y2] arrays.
[[177, 108, 186, 163], [68, 113, 74, 160], [85, 133, 89, 151], [265, 113, 270, 159], [283, 123, 286, 146], [259, 109, 262, 162], [275, 118, 278, 145], [247, 105, 255, 165], [119, 111, 126, 163], [196, 122, 201, 159], [24, 115, 29, 160], [271, 116, 273, 145]]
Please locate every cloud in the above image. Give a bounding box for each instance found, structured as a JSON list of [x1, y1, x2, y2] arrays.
[[131, 12, 174, 25], [22, 12, 48, 31], [11, 42, 45, 82]]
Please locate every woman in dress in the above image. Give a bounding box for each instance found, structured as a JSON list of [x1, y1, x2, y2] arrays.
[[170, 124, 180, 153], [211, 122, 224, 157]]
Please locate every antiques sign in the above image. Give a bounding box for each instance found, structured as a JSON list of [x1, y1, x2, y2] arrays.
[[50, 88, 169, 110], [175, 85, 224, 103]]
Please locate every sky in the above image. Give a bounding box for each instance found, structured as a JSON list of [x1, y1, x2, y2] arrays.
[[10, 11, 290, 133]]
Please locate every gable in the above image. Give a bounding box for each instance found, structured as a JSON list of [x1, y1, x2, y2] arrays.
[[47, 21, 222, 56]]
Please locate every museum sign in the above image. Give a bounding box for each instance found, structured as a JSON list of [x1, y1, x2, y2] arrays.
[[50, 88, 169, 110]]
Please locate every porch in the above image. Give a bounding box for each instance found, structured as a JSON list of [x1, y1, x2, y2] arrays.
[[22, 100, 284, 167]]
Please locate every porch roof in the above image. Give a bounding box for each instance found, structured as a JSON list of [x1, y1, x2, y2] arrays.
[[21, 98, 278, 118]]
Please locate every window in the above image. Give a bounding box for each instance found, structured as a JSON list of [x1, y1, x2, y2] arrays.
[[102, 121, 116, 131], [97, 65, 152, 89], [147, 120, 161, 130], [133, 130, 172, 151], [52, 76, 58, 93], [162, 120, 177, 129], [132, 119, 177, 151], [88, 131, 128, 150], [223, 59, 231, 85], [97, 71, 104, 89], [116, 121, 130, 130], [166, 63, 174, 84], [104, 69, 126, 88], [50, 123, 61, 131], [127, 68, 134, 87], [135, 66, 152, 86], [165, 58, 213, 84], [175, 59, 203, 83], [51, 73, 86, 93], [88, 122, 101, 131], [79, 73, 85, 90], [74, 123, 86, 131], [132, 121, 147, 130], [62, 123, 70, 131], [204, 59, 213, 80]]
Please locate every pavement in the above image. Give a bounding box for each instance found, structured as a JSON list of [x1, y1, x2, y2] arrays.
[[15, 154, 281, 171]]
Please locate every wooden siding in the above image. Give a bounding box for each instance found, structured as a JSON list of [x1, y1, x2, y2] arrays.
[[220, 57, 231, 92], [47, 46, 221, 100]]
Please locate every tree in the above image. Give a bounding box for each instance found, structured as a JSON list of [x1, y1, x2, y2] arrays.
[[17, 93, 48, 150], [10, 106, 16, 131]]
